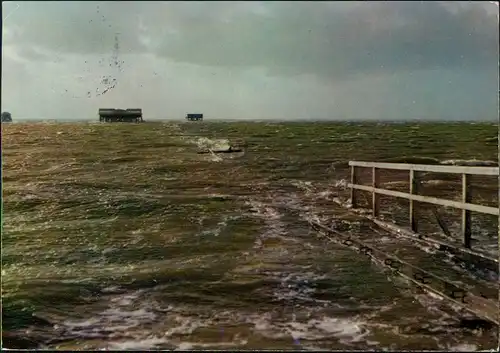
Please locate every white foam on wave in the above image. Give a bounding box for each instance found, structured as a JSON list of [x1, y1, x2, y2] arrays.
[[289, 180, 315, 197], [247, 312, 370, 345], [411, 292, 457, 320], [333, 179, 348, 190], [195, 137, 231, 151], [261, 270, 330, 304], [59, 289, 250, 350], [440, 159, 497, 167], [63, 290, 160, 336], [447, 343, 478, 351], [244, 200, 290, 247], [109, 337, 167, 350], [199, 214, 241, 238], [174, 339, 249, 351], [165, 314, 204, 337], [55, 285, 379, 350], [195, 137, 232, 162], [173, 131, 234, 162]]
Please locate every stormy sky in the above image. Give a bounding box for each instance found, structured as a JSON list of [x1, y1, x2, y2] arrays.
[[2, 1, 499, 121]]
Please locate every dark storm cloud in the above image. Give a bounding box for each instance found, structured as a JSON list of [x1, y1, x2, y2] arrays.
[[153, 1, 498, 81], [4, 1, 148, 54], [6, 1, 498, 82]]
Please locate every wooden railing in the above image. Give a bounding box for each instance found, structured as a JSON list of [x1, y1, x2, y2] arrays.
[[348, 161, 499, 249]]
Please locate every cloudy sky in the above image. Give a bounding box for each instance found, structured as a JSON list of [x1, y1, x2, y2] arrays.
[[2, 1, 499, 121]]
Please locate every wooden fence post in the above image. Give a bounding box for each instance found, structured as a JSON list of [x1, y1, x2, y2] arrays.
[[372, 167, 380, 217], [350, 165, 358, 208], [462, 173, 472, 248], [409, 169, 419, 232]]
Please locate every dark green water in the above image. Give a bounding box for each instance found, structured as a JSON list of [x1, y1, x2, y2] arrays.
[[2, 121, 497, 350]]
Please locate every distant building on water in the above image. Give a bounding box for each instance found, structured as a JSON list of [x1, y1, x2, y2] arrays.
[[98, 108, 143, 123], [1, 112, 12, 123], [186, 113, 203, 121]]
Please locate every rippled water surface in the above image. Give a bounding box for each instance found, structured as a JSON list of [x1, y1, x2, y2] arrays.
[[2, 121, 498, 350]]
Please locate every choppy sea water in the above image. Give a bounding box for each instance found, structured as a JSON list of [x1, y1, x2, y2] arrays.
[[2, 121, 497, 350]]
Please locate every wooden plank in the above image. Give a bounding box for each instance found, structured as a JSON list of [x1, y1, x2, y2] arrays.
[[348, 161, 498, 176], [332, 196, 498, 264], [310, 220, 499, 325], [372, 167, 379, 217], [409, 170, 420, 232], [462, 173, 472, 248], [350, 165, 358, 208], [368, 214, 498, 264], [348, 184, 499, 216]]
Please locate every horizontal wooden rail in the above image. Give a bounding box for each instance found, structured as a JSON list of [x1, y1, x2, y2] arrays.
[[349, 161, 499, 250], [348, 161, 499, 176], [348, 184, 499, 216]]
